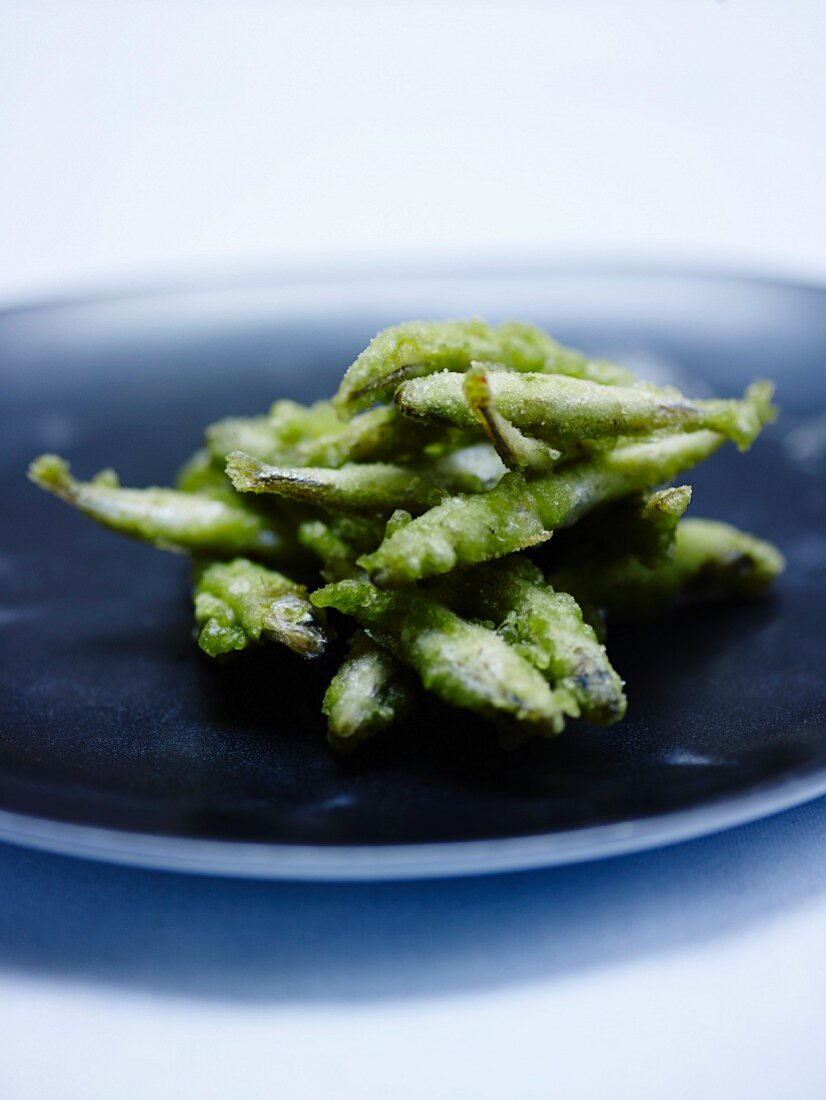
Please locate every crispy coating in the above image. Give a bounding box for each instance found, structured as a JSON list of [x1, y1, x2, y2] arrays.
[[28, 314, 785, 751], [323, 631, 415, 751], [208, 403, 438, 469], [313, 578, 571, 735], [553, 485, 693, 569], [297, 515, 384, 581], [193, 557, 330, 658], [397, 372, 776, 452], [359, 430, 729, 587], [29, 454, 297, 562], [462, 365, 560, 472], [226, 452, 446, 515], [440, 556, 626, 725], [551, 518, 785, 621], [335, 319, 635, 415]]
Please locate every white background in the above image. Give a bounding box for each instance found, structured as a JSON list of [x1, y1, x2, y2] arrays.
[[1, 1, 825, 304], [1, 3, 825, 1098]]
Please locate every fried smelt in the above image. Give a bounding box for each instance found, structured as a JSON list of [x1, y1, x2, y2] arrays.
[[550, 518, 785, 621], [208, 404, 437, 469], [553, 485, 693, 569], [297, 515, 384, 581], [397, 372, 776, 452], [359, 430, 729, 588], [441, 557, 626, 725], [226, 452, 445, 515], [175, 448, 235, 498], [312, 578, 570, 735], [193, 557, 330, 658], [28, 454, 297, 562], [323, 630, 416, 751], [462, 365, 560, 472], [334, 319, 635, 415]]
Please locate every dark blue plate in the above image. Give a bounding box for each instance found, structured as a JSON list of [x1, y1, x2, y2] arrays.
[[1, 268, 824, 879]]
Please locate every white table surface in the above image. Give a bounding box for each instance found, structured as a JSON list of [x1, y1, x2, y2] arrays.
[[3, 802, 826, 1100], [1, 4, 825, 1097]]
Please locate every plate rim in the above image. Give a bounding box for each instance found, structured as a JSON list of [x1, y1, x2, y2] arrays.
[[2, 255, 825, 320], [2, 767, 826, 880]]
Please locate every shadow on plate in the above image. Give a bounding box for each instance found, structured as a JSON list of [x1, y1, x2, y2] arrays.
[[1, 794, 825, 1005]]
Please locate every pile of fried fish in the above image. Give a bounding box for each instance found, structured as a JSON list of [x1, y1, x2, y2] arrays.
[[30, 320, 784, 750]]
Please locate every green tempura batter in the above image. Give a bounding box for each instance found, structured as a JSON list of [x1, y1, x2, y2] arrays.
[[28, 318, 783, 750]]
